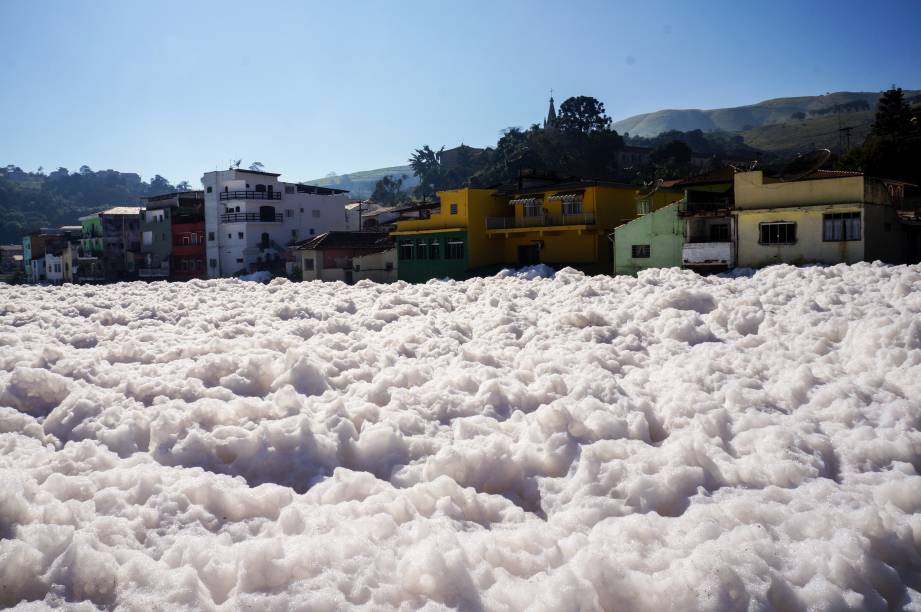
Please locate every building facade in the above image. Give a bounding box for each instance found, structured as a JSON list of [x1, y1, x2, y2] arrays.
[[733, 170, 913, 268], [392, 188, 507, 282], [297, 231, 395, 283], [139, 191, 205, 280], [201, 169, 351, 278]]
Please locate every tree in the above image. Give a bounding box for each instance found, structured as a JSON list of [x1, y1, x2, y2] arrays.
[[79, 165, 93, 175], [557, 96, 611, 134], [872, 87, 912, 137], [249, 161, 265, 172], [650, 140, 693, 166], [409, 145, 445, 198], [149, 174, 172, 194], [370, 175, 409, 206], [175, 181, 191, 191]]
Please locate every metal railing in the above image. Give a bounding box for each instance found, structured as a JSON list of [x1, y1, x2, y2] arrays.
[[486, 212, 596, 230], [219, 191, 281, 201], [220, 212, 284, 223]]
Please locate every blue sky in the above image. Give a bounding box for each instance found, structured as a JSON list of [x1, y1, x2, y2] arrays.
[[1, 0, 919, 184]]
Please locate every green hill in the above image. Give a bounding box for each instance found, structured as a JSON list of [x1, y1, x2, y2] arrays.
[[739, 111, 874, 153], [613, 91, 918, 138], [307, 165, 417, 199]]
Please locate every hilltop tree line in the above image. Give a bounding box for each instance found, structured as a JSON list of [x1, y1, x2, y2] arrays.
[[839, 86, 921, 188], [0, 165, 190, 244], [375, 95, 762, 202]]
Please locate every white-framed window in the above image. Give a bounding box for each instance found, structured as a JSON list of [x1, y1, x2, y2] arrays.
[[759, 222, 797, 245], [823, 212, 861, 241], [398, 242, 414, 260], [447, 240, 465, 260], [416, 241, 428, 260], [636, 200, 650, 215]]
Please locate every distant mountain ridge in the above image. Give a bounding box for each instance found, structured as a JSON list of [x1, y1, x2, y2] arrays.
[[307, 165, 417, 199], [613, 90, 921, 138]]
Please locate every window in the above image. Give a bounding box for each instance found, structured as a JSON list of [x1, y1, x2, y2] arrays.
[[227, 233, 231, 239], [561, 197, 583, 215], [238, 232, 244, 239], [759, 222, 797, 245], [206, 186, 213, 193], [709, 223, 730, 242], [304, 257, 314, 270], [636, 200, 650, 215], [142, 231, 153, 246], [523, 201, 542, 218], [236, 258, 244, 264], [235, 206, 240, 212], [385, 262, 394, 271], [190, 234, 198, 245], [447, 240, 465, 260], [450, 203, 458, 215], [823, 212, 861, 241], [291, 229, 298, 238], [398, 242, 414, 260], [416, 241, 428, 260], [312, 209, 321, 218], [309, 228, 315, 235], [429, 240, 440, 259], [632, 244, 651, 258], [300, 208, 304, 213], [286, 210, 293, 218], [210, 258, 218, 268], [182, 235, 190, 245], [285, 186, 295, 194]]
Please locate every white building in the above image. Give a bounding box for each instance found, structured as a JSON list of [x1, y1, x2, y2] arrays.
[[44, 253, 63, 283], [201, 169, 353, 277]]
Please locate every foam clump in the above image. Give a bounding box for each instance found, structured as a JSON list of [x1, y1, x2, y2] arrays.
[[1, 263, 921, 610]]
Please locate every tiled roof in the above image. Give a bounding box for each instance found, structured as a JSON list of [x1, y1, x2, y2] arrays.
[[295, 231, 393, 251]]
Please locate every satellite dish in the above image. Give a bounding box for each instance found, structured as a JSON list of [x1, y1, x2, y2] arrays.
[[776, 149, 831, 182], [637, 178, 663, 199]]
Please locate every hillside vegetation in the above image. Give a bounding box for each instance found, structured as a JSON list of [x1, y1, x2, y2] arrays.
[[308, 165, 418, 199], [740, 111, 874, 153], [613, 90, 919, 137]]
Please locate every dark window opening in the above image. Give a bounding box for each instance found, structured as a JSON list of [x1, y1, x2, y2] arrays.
[[398, 242, 414, 260], [823, 212, 861, 241], [631, 244, 650, 258]]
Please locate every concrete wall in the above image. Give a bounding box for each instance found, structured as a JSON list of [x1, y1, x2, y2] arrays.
[[735, 204, 865, 268], [353, 249, 396, 283], [734, 171, 865, 210], [863, 203, 911, 264], [613, 203, 684, 275]]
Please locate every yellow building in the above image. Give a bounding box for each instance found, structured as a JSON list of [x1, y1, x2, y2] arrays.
[[733, 170, 913, 268], [484, 180, 682, 274], [391, 188, 508, 282]]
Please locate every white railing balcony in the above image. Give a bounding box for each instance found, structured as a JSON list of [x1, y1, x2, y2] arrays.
[[682, 242, 734, 267], [486, 213, 596, 230]]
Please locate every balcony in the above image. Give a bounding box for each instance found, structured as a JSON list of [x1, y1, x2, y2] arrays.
[[220, 212, 283, 223], [220, 190, 281, 201], [486, 212, 596, 230], [682, 241, 734, 267]]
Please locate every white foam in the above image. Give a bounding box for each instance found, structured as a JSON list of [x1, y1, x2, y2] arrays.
[[1, 262, 920, 610]]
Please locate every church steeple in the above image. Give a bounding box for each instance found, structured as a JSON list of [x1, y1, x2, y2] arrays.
[[543, 91, 557, 130]]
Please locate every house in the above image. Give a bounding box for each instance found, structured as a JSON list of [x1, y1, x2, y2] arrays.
[[0, 244, 22, 282], [139, 191, 205, 281], [296, 231, 395, 283], [391, 188, 508, 282], [78, 214, 105, 283], [485, 180, 683, 274], [201, 169, 351, 278], [733, 170, 915, 268], [612, 171, 736, 275], [22, 226, 82, 283], [98, 207, 144, 281]]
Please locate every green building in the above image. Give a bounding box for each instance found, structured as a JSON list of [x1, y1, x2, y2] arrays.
[[612, 202, 685, 275], [394, 229, 469, 283]]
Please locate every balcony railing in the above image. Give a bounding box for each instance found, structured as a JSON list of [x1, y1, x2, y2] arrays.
[[486, 212, 596, 230], [220, 191, 281, 201], [682, 241, 734, 266], [220, 212, 284, 223]]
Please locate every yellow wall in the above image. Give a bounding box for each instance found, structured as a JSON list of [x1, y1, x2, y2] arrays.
[[734, 171, 865, 210], [735, 204, 865, 268]]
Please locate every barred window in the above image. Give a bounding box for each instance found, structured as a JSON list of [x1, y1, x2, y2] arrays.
[[631, 244, 650, 258], [447, 241, 465, 260], [450, 203, 458, 215], [759, 222, 796, 245], [429, 240, 440, 259], [823, 212, 861, 241], [416, 240, 428, 260], [398, 242, 414, 260]]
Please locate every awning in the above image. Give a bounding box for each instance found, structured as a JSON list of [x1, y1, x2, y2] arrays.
[[509, 198, 542, 206]]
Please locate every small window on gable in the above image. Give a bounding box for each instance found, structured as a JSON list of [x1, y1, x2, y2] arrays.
[[632, 244, 650, 258], [450, 203, 458, 215]]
